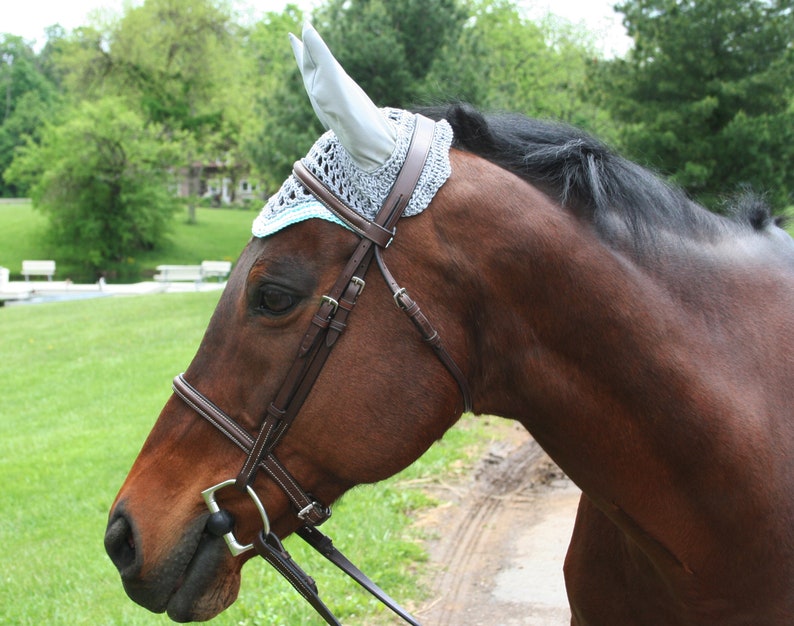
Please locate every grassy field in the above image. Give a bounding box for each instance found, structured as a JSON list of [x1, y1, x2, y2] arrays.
[[0, 201, 255, 282], [0, 291, 492, 625]]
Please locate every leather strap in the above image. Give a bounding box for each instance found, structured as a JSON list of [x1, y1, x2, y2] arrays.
[[374, 248, 473, 413], [173, 374, 331, 525], [293, 161, 394, 248], [297, 526, 421, 626], [254, 531, 342, 626]]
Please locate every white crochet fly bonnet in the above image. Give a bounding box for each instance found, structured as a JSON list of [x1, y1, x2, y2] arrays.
[[252, 25, 453, 239]]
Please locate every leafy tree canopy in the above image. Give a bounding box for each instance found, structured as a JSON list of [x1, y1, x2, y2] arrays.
[[595, 0, 794, 209], [4, 97, 183, 274], [423, 0, 610, 134], [0, 34, 59, 196], [313, 0, 468, 107]]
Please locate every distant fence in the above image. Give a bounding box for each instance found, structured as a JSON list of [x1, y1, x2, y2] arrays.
[[0, 198, 31, 204]]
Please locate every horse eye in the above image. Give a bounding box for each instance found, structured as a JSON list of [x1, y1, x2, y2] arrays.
[[257, 288, 297, 315]]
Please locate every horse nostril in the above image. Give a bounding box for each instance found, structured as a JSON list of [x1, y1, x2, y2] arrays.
[[104, 510, 139, 576]]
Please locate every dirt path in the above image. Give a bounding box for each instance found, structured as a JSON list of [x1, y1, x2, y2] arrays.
[[414, 425, 580, 626]]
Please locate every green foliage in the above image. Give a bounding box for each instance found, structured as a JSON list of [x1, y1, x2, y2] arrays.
[[594, 0, 794, 209], [4, 97, 182, 275], [0, 34, 59, 196], [243, 6, 321, 192], [107, 0, 236, 134], [314, 0, 468, 106], [422, 0, 612, 134]]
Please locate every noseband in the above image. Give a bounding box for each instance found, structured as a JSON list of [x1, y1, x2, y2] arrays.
[[171, 114, 471, 625]]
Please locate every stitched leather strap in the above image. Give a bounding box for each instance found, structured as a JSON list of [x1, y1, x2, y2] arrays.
[[293, 161, 394, 248], [173, 375, 331, 525], [254, 531, 342, 626]]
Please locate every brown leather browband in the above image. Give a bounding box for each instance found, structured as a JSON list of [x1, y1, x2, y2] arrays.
[[171, 114, 471, 625]]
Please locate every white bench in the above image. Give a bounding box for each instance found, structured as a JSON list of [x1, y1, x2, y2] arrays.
[[200, 260, 232, 281], [153, 262, 232, 285], [22, 260, 56, 281], [153, 265, 203, 283]]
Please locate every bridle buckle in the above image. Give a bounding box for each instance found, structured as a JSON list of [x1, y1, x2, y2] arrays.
[[351, 276, 366, 296], [393, 287, 408, 310], [297, 501, 331, 522], [321, 295, 339, 314]]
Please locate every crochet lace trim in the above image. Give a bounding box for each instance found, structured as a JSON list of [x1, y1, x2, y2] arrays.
[[252, 108, 453, 238]]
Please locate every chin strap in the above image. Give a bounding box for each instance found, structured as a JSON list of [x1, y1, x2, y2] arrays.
[[254, 528, 421, 626]]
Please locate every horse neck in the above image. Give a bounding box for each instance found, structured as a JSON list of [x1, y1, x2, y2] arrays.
[[442, 163, 794, 532]]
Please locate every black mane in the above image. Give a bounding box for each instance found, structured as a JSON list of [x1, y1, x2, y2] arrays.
[[417, 103, 775, 248]]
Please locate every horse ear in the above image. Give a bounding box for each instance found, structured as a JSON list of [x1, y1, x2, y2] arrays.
[[290, 23, 397, 172]]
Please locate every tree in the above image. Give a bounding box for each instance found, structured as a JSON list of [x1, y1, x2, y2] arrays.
[[422, 0, 611, 134], [594, 0, 794, 209], [4, 97, 182, 276], [0, 34, 58, 196], [54, 0, 245, 222], [312, 0, 468, 107], [242, 5, 320, 193]]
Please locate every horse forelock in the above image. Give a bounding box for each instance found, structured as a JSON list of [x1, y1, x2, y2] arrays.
[[417, 103, 784, 256]]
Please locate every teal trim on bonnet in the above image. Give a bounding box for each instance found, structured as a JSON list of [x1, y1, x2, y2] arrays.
[[251, 200, 349, 238]]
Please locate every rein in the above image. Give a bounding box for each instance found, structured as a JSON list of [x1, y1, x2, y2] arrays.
[[171, 114, 471, 625]]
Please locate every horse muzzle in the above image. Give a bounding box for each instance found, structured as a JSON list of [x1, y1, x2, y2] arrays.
[[104, 503, 241, 622]]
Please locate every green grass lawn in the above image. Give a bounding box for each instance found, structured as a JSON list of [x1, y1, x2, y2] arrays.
[[0, 292, 492, 625], [0, 200, 51, 275], [0, 201, 255, 282]]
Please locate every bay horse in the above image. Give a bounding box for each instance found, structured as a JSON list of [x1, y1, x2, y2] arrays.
[[105, 26, 794, 626]]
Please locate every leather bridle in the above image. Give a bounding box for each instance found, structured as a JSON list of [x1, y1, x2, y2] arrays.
[[171, 114, 472, 625]]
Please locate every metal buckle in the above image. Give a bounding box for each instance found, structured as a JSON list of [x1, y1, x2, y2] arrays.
[[201, 479, 271, 557], [351, 276, 365, 296], [393, 287, 408, 310], [321, 295, 339, 314], [297, 501, 331, 522]]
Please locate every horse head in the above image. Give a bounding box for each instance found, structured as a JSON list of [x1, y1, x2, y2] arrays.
[[104, 25, 474, 621]]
